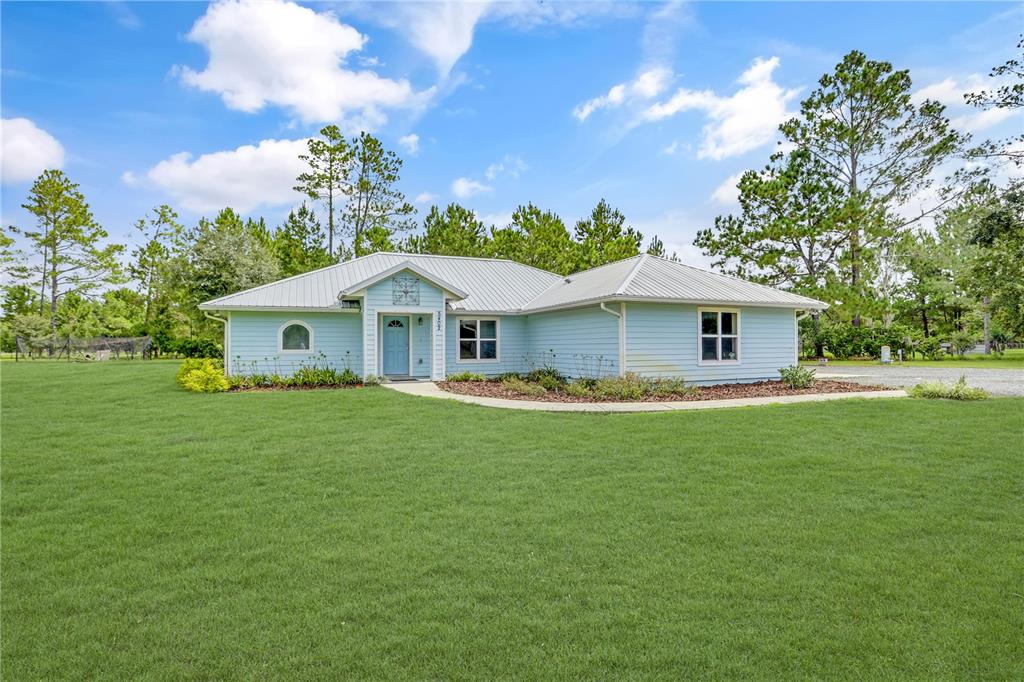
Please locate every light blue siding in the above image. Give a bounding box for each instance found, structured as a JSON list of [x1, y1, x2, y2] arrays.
[[625, 303, 796, 384], [445, 315, 528, 376], [410, 315, 432, 377], [228, 311, 362, 376], [525, 305, 621, 378], [364, 270, 445, 378]]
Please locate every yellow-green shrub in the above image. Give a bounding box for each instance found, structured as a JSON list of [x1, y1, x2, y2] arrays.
[[176, 358, 229, 393]]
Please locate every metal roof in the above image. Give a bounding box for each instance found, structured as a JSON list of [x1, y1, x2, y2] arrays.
[[199, 253, 561, 312], [520, 254, 828, 311], [200, 252, 827, 313]]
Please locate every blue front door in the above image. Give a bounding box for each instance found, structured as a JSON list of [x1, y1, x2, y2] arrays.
[[382, 316, 410, 375]]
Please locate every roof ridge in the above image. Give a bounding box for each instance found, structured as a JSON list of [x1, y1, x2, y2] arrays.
[[563, 253, 644, 280], [657, 256, 822, 303], [373, 251, 562, 279], [615, 253, 648, 295]]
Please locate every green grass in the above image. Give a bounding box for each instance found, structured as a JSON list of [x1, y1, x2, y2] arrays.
[[802, 348, 1024, 369], [3, 362, 1023, 680]]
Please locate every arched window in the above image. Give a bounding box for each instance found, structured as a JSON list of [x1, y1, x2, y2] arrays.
[[279, 321, 313, 352]]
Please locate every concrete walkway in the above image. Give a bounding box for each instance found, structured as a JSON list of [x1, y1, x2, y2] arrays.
[[382, 381, 907, 413]]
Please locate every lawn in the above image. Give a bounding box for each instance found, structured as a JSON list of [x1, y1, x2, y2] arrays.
[[3, 362, 1023, 679], [802, 348, 1024, 369]]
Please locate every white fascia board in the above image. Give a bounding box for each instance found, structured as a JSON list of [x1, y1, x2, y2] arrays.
[[336, 261, 469, 300]]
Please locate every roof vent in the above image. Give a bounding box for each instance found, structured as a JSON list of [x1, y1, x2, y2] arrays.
[[564, 277, 572, 284]]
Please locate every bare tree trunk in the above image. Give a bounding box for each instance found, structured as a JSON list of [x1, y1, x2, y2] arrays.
[[813, 313, 824, 358]]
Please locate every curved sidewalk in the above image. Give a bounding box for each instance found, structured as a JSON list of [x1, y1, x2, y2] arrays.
[[382, 381, 907, 413]]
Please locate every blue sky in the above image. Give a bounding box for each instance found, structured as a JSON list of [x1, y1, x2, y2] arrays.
[[2, 1, 1020, 265]]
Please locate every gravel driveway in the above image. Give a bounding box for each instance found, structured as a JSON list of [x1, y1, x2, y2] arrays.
[[816, 365, 1024, 397]]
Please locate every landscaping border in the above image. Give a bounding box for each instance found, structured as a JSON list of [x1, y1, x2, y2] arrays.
[[386, 381, 908, 412]]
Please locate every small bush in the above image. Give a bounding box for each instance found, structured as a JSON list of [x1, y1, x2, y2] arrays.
[[536, 374, 565, 391], [649, 377, 693, 398], [524, 367, 566, 384], [910, 375, 989, 401], [176, 358, 229, 393], [447, 371, 487, 382], [173, 338, 223, 359], [917, 337, 943, 360], [593, 373, 648, 401], [363, 374, 381, 386], [949, 331, 977, 357], [501, 376, 547, 397], [778, 365, 815, 389], [564, 381, 595, 398], [493, 372, 523, 382]]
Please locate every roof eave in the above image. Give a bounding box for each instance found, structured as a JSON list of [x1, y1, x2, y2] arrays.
[[521, 295, 829, 315], [336, 260, 469, 300]]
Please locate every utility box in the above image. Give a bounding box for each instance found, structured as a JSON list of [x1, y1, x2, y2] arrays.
[[880, 345, 891, 364]]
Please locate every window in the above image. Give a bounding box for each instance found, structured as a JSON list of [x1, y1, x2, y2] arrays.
[[458, 318, 498, 361], [279, 321, 313, 352], [699, 309, 739, 363]]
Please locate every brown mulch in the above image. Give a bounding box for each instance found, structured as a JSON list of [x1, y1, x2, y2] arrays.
[[229, 384, 368, 392], [436, 379, 888, 403]]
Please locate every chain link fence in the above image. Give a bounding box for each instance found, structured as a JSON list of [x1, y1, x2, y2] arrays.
[[15, 336, 153, 361]]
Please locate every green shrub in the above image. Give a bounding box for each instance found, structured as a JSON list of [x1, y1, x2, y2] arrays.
[[593, 373, 647, 401], [812, 323, 914, 360], [778, 365, 815, 389], [564, 381, 595, 398], [493, 372, 523, 382], [949, 331, 977, 357], [176, 359, 229, 393], [524, 367, 566, 384], [501, 376, 547, 397], [536, 374, 565, 391], [447, 371, 487, 382], [172, 338, 223, 359], [917, 337, 944, 360], [363, 374, 380, 386], [649, 377, 693, 398], [910, 375, 989, 400], [290, 365, 361, 387]]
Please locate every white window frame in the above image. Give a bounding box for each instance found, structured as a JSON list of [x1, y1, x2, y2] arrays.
[[456, 317, 500, 363], [697, 307, 740, 365], [278, 320, 314, 354]]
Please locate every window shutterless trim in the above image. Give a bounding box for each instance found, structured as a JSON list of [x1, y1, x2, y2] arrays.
[[278, 320, 314, 353], [455, 316, 500, 363], [696, 307, 740, 365]]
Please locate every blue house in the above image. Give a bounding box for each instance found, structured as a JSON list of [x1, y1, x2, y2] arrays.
[[199, 252, 827, 384]]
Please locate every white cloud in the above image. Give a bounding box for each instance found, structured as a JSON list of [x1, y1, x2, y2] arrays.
[[662, 140, 682, 155], [120, 170, 139, 186], [358, 1, 635, 78], [914, 74, 1015, 133], [451, 177, 491, 199], [177, 0, 430, 127], [573, 67, 672, 121], [643, 56, 800, 160], [414, 191, 437, 204], [0, 118, 65, 184], [398, 134, 420, 155], [386, 2, 490, 76], [711, 172, 744, 205], [484, 154, 527, 180], [145, 138, 308, 213]]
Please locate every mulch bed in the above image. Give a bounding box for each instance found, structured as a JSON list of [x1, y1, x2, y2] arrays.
[[229, 384, 369, 392], [437, 379, 887, 403]]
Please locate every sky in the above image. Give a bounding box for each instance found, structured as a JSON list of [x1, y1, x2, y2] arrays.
[[2, 0, 1021, 267]]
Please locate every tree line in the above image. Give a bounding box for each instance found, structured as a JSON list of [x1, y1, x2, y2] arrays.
[[1, 131, 671, 354], [694, 44, 1023, 356], [2, 42, 1021, 360]]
